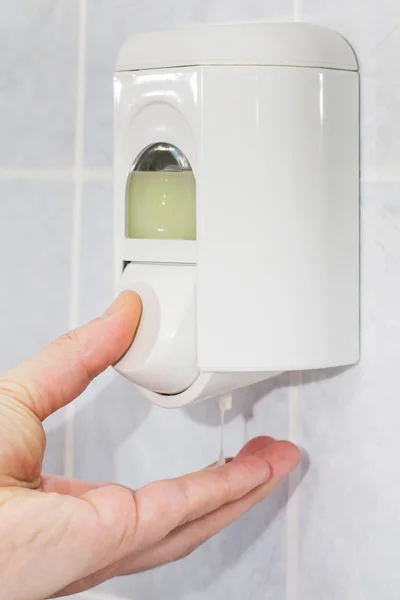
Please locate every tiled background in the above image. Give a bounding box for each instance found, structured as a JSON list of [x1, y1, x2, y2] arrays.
[[0, 1, 399, 599]]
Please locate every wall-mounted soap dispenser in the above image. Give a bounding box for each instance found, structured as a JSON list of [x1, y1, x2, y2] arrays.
[[113, 22, 360, 408]]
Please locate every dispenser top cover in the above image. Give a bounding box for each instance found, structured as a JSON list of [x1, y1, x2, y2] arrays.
[[116, 22, 358, 73]]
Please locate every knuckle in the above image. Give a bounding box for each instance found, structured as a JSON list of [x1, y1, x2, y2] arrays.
[[51, 330, 94, 382], [109, 487, 139, 555], [214, 469, 234, 501], [176, 479, 191, 525], [83, 485, 139, 559], [52, 329, 80, 349], [0, 376, 42, 415], [177, 539, 202, 561]]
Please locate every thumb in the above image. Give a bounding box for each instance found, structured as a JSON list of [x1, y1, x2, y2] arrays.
[[0, 291, 142, 422]]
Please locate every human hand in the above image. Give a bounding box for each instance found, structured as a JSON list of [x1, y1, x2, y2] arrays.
[[0, 291, 300, 599]]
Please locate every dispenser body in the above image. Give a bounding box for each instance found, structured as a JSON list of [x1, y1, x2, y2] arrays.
[[114, 24, 359, 406]]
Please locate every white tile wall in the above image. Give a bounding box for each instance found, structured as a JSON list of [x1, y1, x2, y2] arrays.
[[299, 183, 400, 600], [0, 179, 73, 475], [0, 2, 78, 167], [78, 181, 115, 323], [301, 0, 400, 178], [0, 1, 399, 599]]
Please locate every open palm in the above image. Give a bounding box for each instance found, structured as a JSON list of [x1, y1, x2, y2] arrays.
[[0, 292, 300, 599]]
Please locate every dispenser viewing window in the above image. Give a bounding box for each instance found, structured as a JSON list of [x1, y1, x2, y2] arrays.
[[113, 22, 360, 408], [126, 143, 196, 240]]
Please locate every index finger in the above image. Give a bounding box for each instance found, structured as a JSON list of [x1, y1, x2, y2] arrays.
[[0, 291, 142, 421]]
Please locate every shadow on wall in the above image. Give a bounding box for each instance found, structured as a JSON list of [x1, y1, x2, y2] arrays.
[[300, 365, 351, 387], [183, 371, 292, 428], [183, 366, 348, 431]]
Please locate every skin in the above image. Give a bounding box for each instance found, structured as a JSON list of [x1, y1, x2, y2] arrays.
[[0, 291, 300, 599]]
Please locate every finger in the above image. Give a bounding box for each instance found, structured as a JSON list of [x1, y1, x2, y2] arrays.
[[205, 437, 275, 469], [74, 440, 272, 567], [0, 291, 142, 421], [118, 440, 301, 573], [68, 436, 274, 571], [236, 435, 276, 457], [130, 440, 274, 549], [56, 440, 300, 595]]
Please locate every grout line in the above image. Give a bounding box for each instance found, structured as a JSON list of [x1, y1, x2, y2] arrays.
[[286, 372, 301, 600], [293, 0, 302, 22], [64, 0, 87, 479], [0, 167, 112, 181], [0, 168, 74, 181]]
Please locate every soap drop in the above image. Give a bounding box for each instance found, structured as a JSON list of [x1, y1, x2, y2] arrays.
[[215, 393, 232, 467]]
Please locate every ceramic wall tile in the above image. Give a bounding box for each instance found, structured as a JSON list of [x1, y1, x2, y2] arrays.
[[300, 0, 400, 175], [0, 180, 72, 369], [78, 181, 115, 325], [0, 180, 73, 475], [0, 1, 78, 167], [299, 183, 400, 600]]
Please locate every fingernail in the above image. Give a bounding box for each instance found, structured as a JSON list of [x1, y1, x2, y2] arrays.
[[104, 292, 126, 317]]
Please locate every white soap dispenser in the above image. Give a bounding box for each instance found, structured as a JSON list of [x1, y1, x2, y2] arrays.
[[113, 22, 360, 408]]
